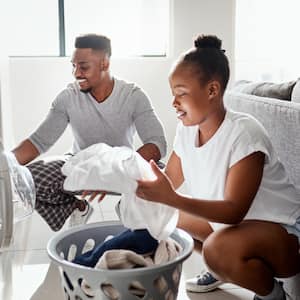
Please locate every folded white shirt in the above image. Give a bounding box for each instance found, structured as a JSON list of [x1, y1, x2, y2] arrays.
[[62, 143, 178, 240]]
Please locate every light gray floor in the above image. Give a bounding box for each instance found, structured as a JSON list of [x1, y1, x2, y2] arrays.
[[0, 195, 255, 300]]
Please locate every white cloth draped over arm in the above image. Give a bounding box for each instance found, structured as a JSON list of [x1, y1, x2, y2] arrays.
[[61, 143, 178, 240]]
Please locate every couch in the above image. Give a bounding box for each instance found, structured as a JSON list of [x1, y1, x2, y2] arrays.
[[224, 89, 300, 300]]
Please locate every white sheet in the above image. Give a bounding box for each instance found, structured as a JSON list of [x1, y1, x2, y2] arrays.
[[61, 143, 178, 240]]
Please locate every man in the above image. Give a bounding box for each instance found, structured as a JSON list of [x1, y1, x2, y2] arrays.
[[13, 34, 167, 231]]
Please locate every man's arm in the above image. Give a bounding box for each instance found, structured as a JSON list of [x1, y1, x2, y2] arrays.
[[132, 89, 167, 160], [12, 139, 40, 165], [12, 91, 70, 165], [137, 143, 161, 162]]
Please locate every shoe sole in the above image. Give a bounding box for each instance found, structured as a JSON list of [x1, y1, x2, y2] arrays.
[[84, 206, 94, 223], [69, 205, 94, 227], [186, 281, 223, 293]]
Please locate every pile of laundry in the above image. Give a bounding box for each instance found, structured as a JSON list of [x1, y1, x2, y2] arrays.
[[81, 236, 182, 299], [62, 143, 182, 299]]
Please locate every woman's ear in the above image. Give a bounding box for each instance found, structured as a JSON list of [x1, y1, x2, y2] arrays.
[[208, 81, 221, 99]]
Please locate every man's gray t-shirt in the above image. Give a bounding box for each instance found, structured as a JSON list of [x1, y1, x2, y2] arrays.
[[29, 78, 167, 157]]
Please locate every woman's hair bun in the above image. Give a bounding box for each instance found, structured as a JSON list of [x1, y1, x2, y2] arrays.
[[194, 35, 223, 51]]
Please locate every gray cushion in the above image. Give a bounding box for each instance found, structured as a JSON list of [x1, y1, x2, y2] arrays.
[[291, 79, 300, 103], [224, 91, 300, 192], [231, 80, 296, 101]]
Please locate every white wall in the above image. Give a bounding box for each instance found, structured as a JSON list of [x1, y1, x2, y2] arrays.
[[0, 57, 14, 149], [8, 0, 235, 160], [0, 9, 14, 149]]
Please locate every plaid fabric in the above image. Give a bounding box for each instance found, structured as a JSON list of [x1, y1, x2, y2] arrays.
[[27, 158, 77, 231]]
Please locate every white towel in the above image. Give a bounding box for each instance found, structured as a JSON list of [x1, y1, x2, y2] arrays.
[[62, 143, 178, 240]]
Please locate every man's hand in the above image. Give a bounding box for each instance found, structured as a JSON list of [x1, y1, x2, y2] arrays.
[[81, 190, 107, 202], [137, 143, 161, 162]]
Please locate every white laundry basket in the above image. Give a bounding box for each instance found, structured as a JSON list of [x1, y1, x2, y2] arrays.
[[47, 221, 194, 300]]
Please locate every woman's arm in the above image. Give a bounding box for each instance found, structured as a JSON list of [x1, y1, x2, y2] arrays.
[[136, 151, 265, 225], [164, 151, 184, 190]]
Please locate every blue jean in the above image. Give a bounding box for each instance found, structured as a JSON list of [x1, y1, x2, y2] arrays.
[[282, 216, 300, 244], [73, 228, 158, 267]]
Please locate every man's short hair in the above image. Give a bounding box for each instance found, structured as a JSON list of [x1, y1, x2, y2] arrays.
[[75, 34, 111, 57]]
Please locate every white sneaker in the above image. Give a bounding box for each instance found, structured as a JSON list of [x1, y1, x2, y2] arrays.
[[69, 200, 93, 227], [186, 271, 223, 293]]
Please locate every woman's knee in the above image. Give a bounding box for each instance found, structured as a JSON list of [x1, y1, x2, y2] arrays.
[[202, 229, 241, 279], [203, 231, 230, 272]]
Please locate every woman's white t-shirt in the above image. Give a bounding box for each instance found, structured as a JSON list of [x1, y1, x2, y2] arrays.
[[174, 110, 300, 230]]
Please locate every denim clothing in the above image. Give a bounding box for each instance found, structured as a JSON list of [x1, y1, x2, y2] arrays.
[[282, 216, 300, 243], [73, 228, 158, 268]]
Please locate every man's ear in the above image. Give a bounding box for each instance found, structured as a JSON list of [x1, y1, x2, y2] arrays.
[[208, 80, 221, 99], [101, 57, 110, 71]]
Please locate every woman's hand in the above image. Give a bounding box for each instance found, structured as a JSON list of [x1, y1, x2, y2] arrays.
[[136, 160, 177, 204]]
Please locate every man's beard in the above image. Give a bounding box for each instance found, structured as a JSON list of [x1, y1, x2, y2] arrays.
[[80, 87, 92, 94]]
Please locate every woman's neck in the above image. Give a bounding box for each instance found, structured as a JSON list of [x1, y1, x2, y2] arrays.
[[198, 106, 226, 146]]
